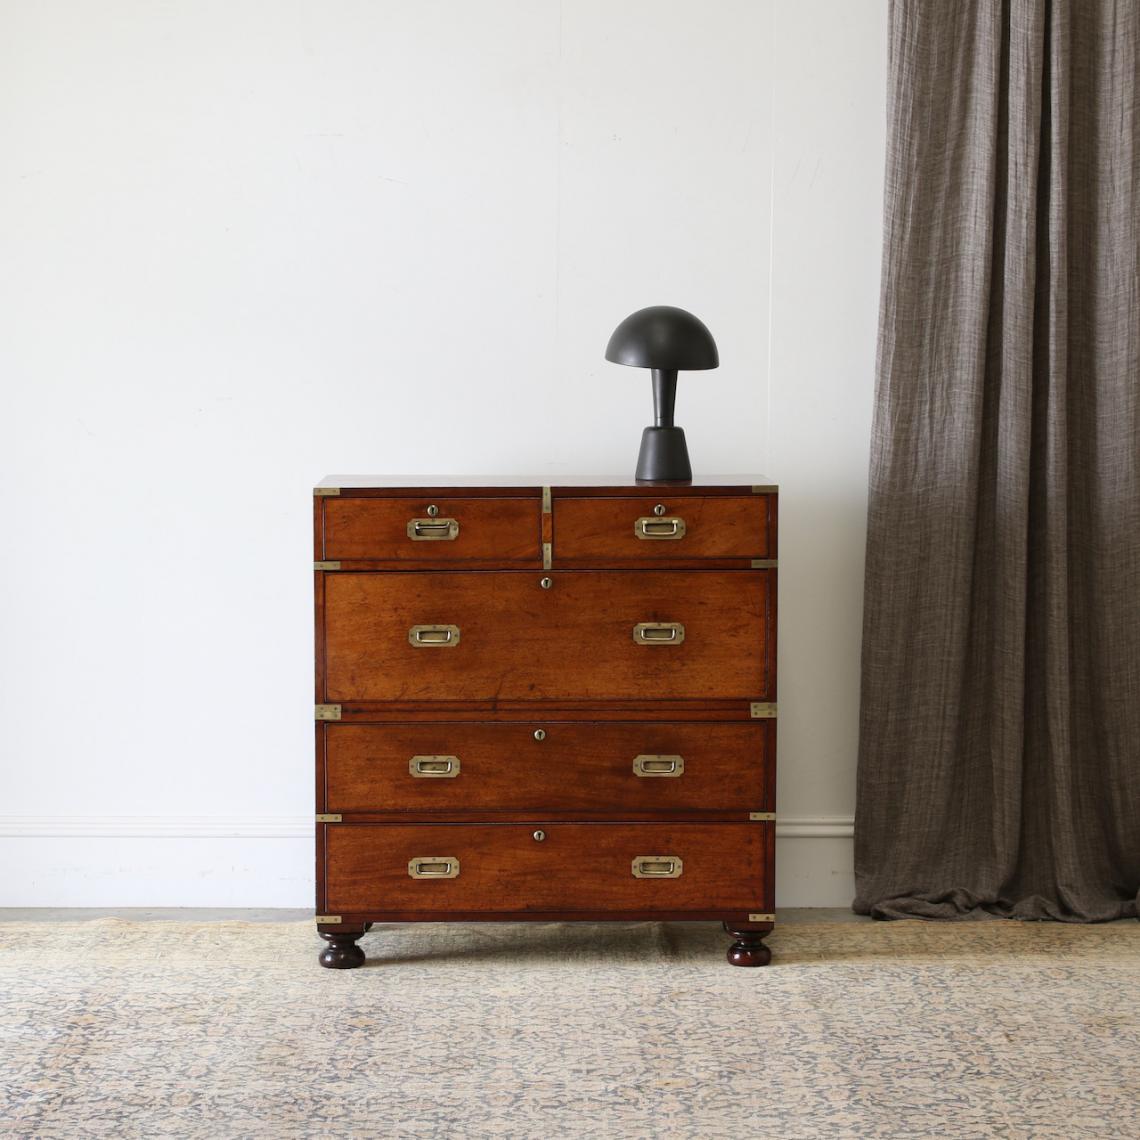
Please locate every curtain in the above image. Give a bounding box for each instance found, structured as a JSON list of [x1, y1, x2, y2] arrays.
[[855, 0, 1140, 921]]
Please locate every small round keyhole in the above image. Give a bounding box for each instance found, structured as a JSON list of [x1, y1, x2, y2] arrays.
[[540, 576, 553, 589], [533, 830, 546, 842], [533, 729, 546, 741], [426, 504, 439, 517], [654, 503, 666, 516]]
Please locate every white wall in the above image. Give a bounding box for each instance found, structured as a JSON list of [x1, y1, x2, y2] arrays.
[[0, 0, 886, 907]]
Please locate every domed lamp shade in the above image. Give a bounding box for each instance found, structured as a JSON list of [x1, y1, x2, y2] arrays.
[[605, 305, 719, 482]]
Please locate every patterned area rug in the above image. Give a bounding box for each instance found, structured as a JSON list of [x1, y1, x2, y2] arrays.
[[1, 919, 1138, 1138]]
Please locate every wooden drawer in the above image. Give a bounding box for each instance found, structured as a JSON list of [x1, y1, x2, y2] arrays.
[[323, 569, 771, 702], [323, 822, 767, 913], [321, 496, 541, 562], [323, 721, 769, 814], [553, 495, 771, 562]]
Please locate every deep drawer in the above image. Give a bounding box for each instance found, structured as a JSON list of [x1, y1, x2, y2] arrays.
[[323, 822, 767, 913], [322, 569, 771, 702], [323, 721, 769, 813], [321, 496, 541, 562], [553, 495, 772, 562]]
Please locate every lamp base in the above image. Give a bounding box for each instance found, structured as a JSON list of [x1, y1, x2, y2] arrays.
[[635, 426, 693, 483]]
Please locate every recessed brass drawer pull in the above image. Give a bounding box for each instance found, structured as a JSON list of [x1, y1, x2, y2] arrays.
[[632, 855, 684, 878], [633, 754, 685, 777], [407, 518, 460, 540], [409, 755, 460, 778], [408, 857, 460, 879], [635, 516, 686, 540], [633, 621, 685, 645], [409, 624, 461, 647]]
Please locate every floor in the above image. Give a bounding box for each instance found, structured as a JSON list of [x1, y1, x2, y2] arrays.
[[0, 906, 870, 923], [2, 915, 1137, 1138]]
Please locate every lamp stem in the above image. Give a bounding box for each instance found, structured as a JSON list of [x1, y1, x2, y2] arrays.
[[650, 368, 678, 428]]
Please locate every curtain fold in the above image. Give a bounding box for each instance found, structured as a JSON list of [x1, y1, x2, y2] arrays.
[[855, 0, 1140, 921]]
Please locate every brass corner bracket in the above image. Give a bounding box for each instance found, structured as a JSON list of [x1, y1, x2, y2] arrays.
[[750, 702, 777, 719], [315, 704, 342, 721]]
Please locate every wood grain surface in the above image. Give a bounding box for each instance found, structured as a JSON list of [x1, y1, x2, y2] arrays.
[[323, 721, 768, 813], [323, 569, 770, 702], [324, 821, 767, 912]]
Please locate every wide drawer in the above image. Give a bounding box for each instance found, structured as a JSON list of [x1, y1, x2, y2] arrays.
[[321, 496, 541, 562], [553, 495, 772, 562], [323, 570, 771, 702], [323, 722, 768, 813], [323, 822, 766, 913]]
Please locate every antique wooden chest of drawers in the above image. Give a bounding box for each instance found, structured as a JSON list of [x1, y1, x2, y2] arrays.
[[313, 476, 777, 967]]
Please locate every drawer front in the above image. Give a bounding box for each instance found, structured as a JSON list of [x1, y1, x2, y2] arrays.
[[323, 570, 770, 702], [324, 722, 768, 813], [553, 495, 771, 561], [324, 822, 766, 912], [322, 496, 541, 562]]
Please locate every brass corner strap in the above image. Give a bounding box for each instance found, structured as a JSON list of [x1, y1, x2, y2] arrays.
[[749, 812, 776, 821], [750, 559, 777, 569], [750, 702, 777, 719], [315, 704, 342, 721], [314, 561, 341, 571], [316, 814, 341, 823], [315, 915, 342, 924], [313, 487, 341, 497], [748, 913, 776, 923]]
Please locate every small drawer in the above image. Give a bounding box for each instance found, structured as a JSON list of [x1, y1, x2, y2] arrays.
[[323, 822, 767, 913], [321, 496, 541, 562], [552, 495, 771, 562], [323, 722, 769, 814]]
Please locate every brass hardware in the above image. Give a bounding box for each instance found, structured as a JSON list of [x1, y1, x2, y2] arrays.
[[315, 915, 342, 924], [533, 728, 546, 741], [313, 487, 340, 497], [409, 624, 461, 647], [749, 812, 776, 821], [632, 855, 683, 879], [633, 754, 685, 777], [653, 503, 667, 516], [635, 516, 686, 540], [751, 485, 778, 494], [315, 704, 342, 721], [542, 486, 552, 514], [407, 517, 459, 541], [540, 576, 553, 589], [750, 702, 777, 718], [748, 913, 776, 922], [533, 830, 546, 842], [633, 622, 685, 645], [316, 814, 342, 823], [314, 561, 341, 571], [542, 542, 552, 570], [410, 755, 460, 778], [408, 857, 460, 879], [750, 559, 778, 569], [426, 504, 439, 517]]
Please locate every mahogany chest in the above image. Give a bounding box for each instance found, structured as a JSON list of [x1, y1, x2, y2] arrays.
[[313, 476, 777, 967]]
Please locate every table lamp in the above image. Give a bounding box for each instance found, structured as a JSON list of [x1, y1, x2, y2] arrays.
[[604, 305, 719, 482]]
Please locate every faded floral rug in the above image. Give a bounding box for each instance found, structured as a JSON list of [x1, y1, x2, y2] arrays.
[[1, 919, 1138, 1138]]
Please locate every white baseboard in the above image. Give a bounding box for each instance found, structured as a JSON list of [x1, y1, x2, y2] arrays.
[[0, 815, 854, 839], [0, 815, 855, 909]]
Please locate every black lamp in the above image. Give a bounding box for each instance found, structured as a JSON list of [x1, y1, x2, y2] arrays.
[[605, 305, 719, 482]]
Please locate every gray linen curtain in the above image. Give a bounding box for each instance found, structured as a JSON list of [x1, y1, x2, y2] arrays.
[[855, 0, 1140, 921]]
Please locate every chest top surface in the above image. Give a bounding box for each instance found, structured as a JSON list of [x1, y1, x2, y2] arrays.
[[316, 474, 778, 494]]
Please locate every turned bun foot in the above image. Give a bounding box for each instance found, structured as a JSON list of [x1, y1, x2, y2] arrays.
[[318, 930, 366, 969], [723, 924, 772, 967]]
